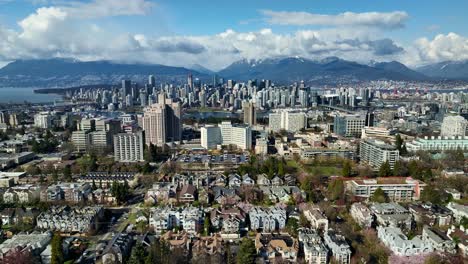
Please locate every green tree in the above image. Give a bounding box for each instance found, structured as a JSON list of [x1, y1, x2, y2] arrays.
[[51, 233, 64, 264], [420, 185, 446, 205], [370, 187, 388, 203], [392, 161, 408, 176], [395, 134, 407, 155], [203, 216, 211, 236], [237, 238, 256, 264], [328, 179, 344, 201], [278, 160, 285, 177], [285, 218, 299, 237], [342, 160, 352, 177], [63, 165, 72, 181], [129, 242, 146, 264], [378, 161, 392, 177]]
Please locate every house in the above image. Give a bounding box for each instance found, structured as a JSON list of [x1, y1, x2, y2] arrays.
[[145, 182, 177, 205], [3, 185, 41, 204], [255, 233, 299, 262], [192, 234, 224, 257], [299, 228, 328, 264], [228, 174, 242, 188], [324, 230, 351, 264], [40, 182, 92, 203], [446, 188, 461, 200], [408, 203, 452, 226], [260, 186, 304, 203], [0, 207, 39, 226], [0, 231, 52, 260], [149, 206, 204, 234], [304, 207, 329, 231], [36, 206, 104, 234], [242, 174, 255, 186], [97, 233, 133, 264], [447, 226, 468, 257], [447, 202, 468, 223], [210, 208, 246, 235], [211, 186, 241, 206], [160, 231, 190, 251], [271, 176, 284, 186], [422, 226, 456, 254], [377, 226, 432, 256], [178, 184, 197, 203], [350, 203, 372, 228], [256, 174, 271, 186], [370, 203, 412, 229], [249, 206, 287, 232]]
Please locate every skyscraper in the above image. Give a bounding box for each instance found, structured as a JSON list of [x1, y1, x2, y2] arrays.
[[149, 75, 156, 87], [142, 99, 182, 146], [114, 131, 145, 162], [122, 80, 131, 97], [187, 73, 193, 91], [242, 101, 256, 126], [441, 115, 467, 137]]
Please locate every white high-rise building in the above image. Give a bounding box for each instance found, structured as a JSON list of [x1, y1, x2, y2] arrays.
[[268, 110, 307, 132], [114, 131, 145, 162], [200, 121, 252, 150], [441, 115, 467, 137], [142, 103, 166, 146], [34, 112, 53, 129], [360, 139, 399, 170], [200, 125, 221, 149]]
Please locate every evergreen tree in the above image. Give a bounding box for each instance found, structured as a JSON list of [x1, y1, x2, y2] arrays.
[[63, 165, 72, 181], [378, 161, 392, 177], [342, 160, 352, 177], [370, 187, 388, 203], [203, 216, 211, 236], [51, 233, 64, 264], [237, 238, 256, 264], [327, 179, 344, 201], [129, 242, 146, 264]]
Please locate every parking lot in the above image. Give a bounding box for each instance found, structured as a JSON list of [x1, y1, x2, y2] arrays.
[[174, 153, 249, 164]]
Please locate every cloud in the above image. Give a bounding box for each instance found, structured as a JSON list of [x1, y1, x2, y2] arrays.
[[414, 33, 468, 63], [261, 10, 409, 29]]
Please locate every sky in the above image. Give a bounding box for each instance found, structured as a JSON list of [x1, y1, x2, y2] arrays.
[[0, 0, 467, 70]]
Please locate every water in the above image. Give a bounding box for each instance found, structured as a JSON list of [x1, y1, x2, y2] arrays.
[[0, 87, 62, 104]]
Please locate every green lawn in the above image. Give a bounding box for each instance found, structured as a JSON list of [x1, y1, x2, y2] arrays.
[[304, 165, 341, 177]]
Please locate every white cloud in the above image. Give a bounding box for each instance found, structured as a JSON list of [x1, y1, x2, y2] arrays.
[[414, 33, 468, 64], [0, 3, 467, 70], [261, 10, 409, 29]]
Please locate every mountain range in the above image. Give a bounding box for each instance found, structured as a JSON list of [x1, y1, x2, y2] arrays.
[[1, 57, 468, 87]]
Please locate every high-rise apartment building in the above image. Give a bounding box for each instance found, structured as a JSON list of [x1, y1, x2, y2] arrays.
[[269, 110, 307, 132], [142, 99, 182, 146], [200, 121, 252, 150], [114, 131, 145, 162], [122, 80, 131, 97], [360, 139, 399, 170], [441, 115, 467, 137], [34, 112, 53, 129], [242, 101, 256, 126], [334, 114, 366, 137]]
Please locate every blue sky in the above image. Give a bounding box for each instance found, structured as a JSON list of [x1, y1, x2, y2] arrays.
[[0, 0, 467, 70]]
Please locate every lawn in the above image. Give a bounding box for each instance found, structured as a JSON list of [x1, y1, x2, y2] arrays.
[[303, 165, 341, 177]]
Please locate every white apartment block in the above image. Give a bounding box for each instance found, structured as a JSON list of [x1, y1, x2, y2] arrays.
[[142, 103, 166, 146], [34, 112, 53, 129], [346, 177, 425, 202], [269, 110, 307, 132], [406, 136, 468, 152], [149, 206, 204, 234], [200, 125, 221, 149], [334, 114, 366, 137], [360, 139, 399, 170], [350, 203, 372, 228], [113, 131, 144, 162], [304, 208, 329, 231], [200, 121, 252, 150], [441, 115, 467, 137]]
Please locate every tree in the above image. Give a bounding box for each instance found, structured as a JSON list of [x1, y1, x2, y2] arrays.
[[327, 180, 344, 201], [51, 233, 64, 264], [129, 242, 146, 264], [63, 165, 72, 181], [378, 161, 392, 177], [370, 187, 388, 203], [278, 160, 285, 176], [342, 160, 352, 177], [237, 238, 256, 264], [392, 161, 408, 176], [285, 218, 299, 237], [26, 165, 41, 176], [203, 216, 211, 236], [420, 185, 447, 205], [395, 134, 407, 156]]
